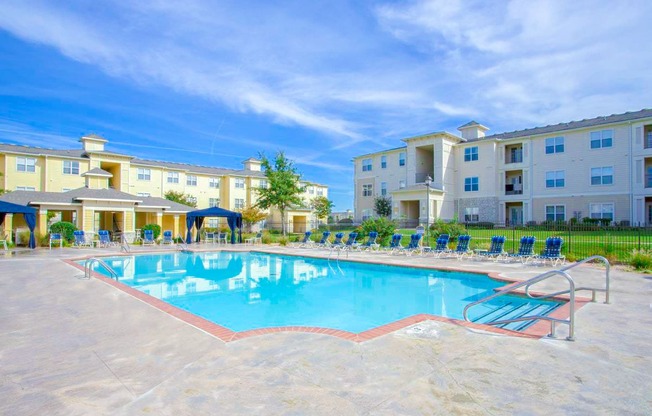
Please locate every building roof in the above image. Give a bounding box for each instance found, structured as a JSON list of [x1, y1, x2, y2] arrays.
[[131, 158, 266, 177], [480, 108, 652, 142], [82, 167, 113, 177], [391, 184, 444, 193], [65, 187, 143, 202], [137, 196, 194, 212], [0, 143, 86, 159], [352, 145, 407, 160]]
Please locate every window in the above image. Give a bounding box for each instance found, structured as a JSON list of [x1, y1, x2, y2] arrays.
[[137, 192, 151, 197], [308, 186, 315, 194], [62, 160, 79, 175], [399, 152, 406, 166], [209, 177, 220, 188], [464, 177, 479, 192], [235, 178, 245, 189], [234, 198, 245, 209], [591, 166, 613, 185], [16, 157, 36, 172], [167, 172, 179, 183], [362, 209, 372, 221], [545, 136, 564, 154], [15, 186, 35, 191], [207, 218, 219, 228], [590, 129, 613, 149], [590, 203, 614, 222], [317, 188, 323, 196], [381, 155, 387, 169], [187, 196, 197, 205], [259, 179, 268, 189], [399, 180, 406, 189], [362, 184, 373, 197], [464, 146, 478, 162], [546, 205, 565, 222], [137, 168, 151, 181], [464, 207, 479, 222], [209, 198, 220, 207], [381, 182, 387, 196], [186, 282, 197, 294], [362, 158, 372, 172], [186, 175, 197, 186], [546, 171, 565, 188]]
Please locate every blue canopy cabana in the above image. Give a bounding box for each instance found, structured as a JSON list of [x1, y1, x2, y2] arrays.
[[185, 207, 243, 244], [0, 200, 37, 249]]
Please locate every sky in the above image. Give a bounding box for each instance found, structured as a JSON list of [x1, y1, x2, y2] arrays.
[[0, 0, 650, 210]]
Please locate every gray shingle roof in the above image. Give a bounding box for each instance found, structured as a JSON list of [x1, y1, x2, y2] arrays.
[[66, 187, 143, 201], [0, 190, 72, 205], [0, 143, 86, 158], [478, 108, 652, 142], [131, 158, 266, 177], [82, 167, 113, 177], [391, 184, 444, 193], [138, 196, 194, 212]]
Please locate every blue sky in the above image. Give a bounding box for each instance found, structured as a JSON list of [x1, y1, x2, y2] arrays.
[[1, 0, 650, 210]]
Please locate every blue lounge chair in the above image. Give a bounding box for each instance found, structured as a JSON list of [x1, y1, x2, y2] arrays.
[[507, 236, 536, 263], [49, 233, 63, 249], [355, 231, 379, 251], [536, 237, 565, 266], [161, 230, 174, 245], [385, 233, 404, 253], [476, 236, 506, 261], [330, 232, 345, 248], [97, 230, 112, 248], [73, 230, 92, 248], [143, 229, 156, 245], [424, 234, 450, 257], [338, 232, 358, 251], [293, 231, 313, 248], [314, 231, 331, 248], [399, 233, 423, 256], [447, 235, 472, 259]]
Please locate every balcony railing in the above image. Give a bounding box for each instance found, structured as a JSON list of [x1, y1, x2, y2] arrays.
[[415, 172, 432, 184], [506, 149, 523, 164], [505, 184, 523, 195]]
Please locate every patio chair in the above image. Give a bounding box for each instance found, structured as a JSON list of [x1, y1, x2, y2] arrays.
[[97, 230, 112, 248], [49, 233, 62, 249], [423, 234, 450, 257], [398, 233, 423, 256], [314, 231, 331, 248], [355, 231, 379, 251], [446, 235, 472, 259], [143, 229, 156, 245], [1, 233, 9, 251], [329, 232, 345, 248], [385, 233, 404, 253], [204, 231, 217, 244], [73, 230, 93, 248], [161, 230, 174, 245], [535, 237, 565, 266], [217, 232, 228, 244], [338, 232, 358, 251], [507, 236, 536, 263], [476, 236, 507, 261], [245, 232, 263, 245], [293, 231, 313, 248]]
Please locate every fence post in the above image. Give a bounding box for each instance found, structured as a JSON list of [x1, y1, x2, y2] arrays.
[[512, 225, 516, 254], [567, 223, 572, 256], [639, 225, 641, 251]]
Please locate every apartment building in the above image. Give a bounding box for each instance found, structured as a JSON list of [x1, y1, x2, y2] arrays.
[[353, 109, 652, 226], [0, 135, 328, 239]]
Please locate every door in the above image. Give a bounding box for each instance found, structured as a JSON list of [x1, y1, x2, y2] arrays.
[[509, 206, 523, 226]]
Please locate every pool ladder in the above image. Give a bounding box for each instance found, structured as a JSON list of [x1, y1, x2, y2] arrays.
[[84, 257, 119, 280], [463, 256, 611, 341]]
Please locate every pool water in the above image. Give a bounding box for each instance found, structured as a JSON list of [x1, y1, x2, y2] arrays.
[[87, 251, 561, 333]]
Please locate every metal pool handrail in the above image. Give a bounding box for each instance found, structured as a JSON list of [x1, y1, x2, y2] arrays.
[[463, 269, 576, 341], [84, 257, 119, 280]]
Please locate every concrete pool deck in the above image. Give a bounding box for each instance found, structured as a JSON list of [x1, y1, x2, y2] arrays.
[[1, 245, 651, 415]]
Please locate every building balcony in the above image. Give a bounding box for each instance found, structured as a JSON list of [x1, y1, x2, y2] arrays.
[[415, 172, 432, 184], [505, 184, 523, 195], [646, 175, 652, 188], [505, 150, 523, 164]]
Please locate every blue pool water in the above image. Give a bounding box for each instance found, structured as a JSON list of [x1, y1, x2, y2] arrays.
[[87, 251, 561, 333]]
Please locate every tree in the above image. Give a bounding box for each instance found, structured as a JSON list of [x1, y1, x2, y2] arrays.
[[255, 151, 305, 235], [374, 195, 392, 217], [239, 205, 268, 232], [164, 190, 197, 207], [311, 196, 334, 223]]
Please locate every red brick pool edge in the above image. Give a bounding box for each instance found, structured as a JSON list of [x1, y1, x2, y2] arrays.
[[64, 258, 590, 343]]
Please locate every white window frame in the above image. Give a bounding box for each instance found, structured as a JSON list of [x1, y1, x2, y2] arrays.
[[399, 180, 406, 189], [234, 178, 245, 189], [464, 207, 479, 222], [399, 152, 406, 166], [186, 175, 197, 186], [545, 205, 566, 222], [589, 203, 614, 221], [590, 129, 613, 149], [361, 209, 372, 221], [464, 146, 478, 162], [362, 184, 373, 197], [381, 182, 387, 196], [545, 170, 565, 188], [234, 198, 245, 209], [167, 171, 179, 184], [545, 136, 564, 154], [464, 177, 479, 192], [362, 158, 372, 172], [187, 195, 197, 205], [316, 188, 323, 196], [62, 160, 80, 175], [137, 168, 151, 181], [259, 179, 268, 189], [137, 192, 151, 197], [209, 198, 220, 207], [591, 166, 613, 186], [381, 155, 387, 169], [308, 186, 315, 194], [16, 157, 36, 173], [15, 186, 36, 191], [209, 177, 220, 188]]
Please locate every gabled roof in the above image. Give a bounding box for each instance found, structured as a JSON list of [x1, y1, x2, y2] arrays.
[[65, 187, 143, 202], [138, 196, 194, 212], [82, 167, 113, 177], [481, 108, 652, 141]]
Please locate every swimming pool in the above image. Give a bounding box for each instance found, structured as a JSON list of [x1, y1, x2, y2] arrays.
[[86, 251, 561, 334]]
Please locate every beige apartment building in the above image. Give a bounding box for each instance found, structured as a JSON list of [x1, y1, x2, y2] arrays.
[[353, 109, 652, 226], [0, 135, 328, 241]]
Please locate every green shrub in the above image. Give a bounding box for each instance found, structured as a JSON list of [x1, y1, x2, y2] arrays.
[[338, 218, 353, 224], [142, 224, 161, 239], [429, 219, 467, 241], [278, 236, 289, 246], [628, 250, 652, 272], [50, 221, 77, 242], [268, 229, 281, 235], [356, 217, 396, 246], [261, 233, 272, 244]]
